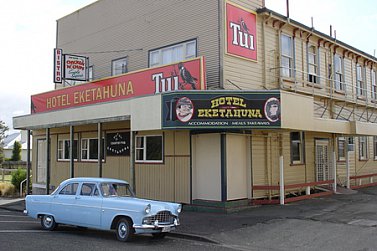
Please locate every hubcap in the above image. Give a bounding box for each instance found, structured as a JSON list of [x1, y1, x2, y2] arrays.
[[118, 222, 127, 238], [44, 216, 52, 227]]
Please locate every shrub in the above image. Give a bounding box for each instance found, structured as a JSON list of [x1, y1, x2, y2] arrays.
[[11, 168, 27, 192], [0, 182, 16, 197]]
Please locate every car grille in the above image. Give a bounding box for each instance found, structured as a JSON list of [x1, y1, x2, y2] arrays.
[[143, 210, 175, 225]]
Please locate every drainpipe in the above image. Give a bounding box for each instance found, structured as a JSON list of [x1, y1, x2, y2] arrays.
[[46, 128, 50, 194]]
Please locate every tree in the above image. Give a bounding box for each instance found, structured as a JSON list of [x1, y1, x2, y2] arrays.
[[0, 121, 9, 164], [11, 141, 22, 161]]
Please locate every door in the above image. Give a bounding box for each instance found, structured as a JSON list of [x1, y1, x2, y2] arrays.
[[315, 139, 331, 181], [73, 183, 102, 227], [36, 139, 47, 184]]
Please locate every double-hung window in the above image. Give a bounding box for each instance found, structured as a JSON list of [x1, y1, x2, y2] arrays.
[[281, 34, 293, 78], [356, 64, 365, 97], [135, 135, 163, 163], [337, 137, 346, 161], [307, 45, 318, 83], [374, 136, 377, 160], [112, 57, 128, 76], [81, 138, 105, 161], [290, 132, 305, 164], [88, 65, 94, 81], [149, 39, 196, 67], [334, 54, 344, 91], [371, 70, 377, 100], [359, 136, 368, 160], [58, 139, 78, 161]]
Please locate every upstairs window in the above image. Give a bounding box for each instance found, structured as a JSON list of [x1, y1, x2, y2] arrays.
[[112, 57, 128, 76], [88, 65, 94, 81], [356, 64, 365, 97], [307, 45, 318, 83], [372, 70, 377, 100], [334, 55, 344, 92], [281, 34, 293, 78], [149, 39, 197, 68], [290, 131, 305, 164]]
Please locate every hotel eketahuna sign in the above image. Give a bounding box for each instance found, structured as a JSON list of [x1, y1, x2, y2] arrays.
[[226, 1, 257, 62], [31, 57, 206, 114]]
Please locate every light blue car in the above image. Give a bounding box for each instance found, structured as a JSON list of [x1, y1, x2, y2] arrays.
[[24, 177, 182, 242]]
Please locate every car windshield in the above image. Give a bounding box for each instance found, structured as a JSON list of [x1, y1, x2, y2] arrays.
[[100, 182, 134, 197]]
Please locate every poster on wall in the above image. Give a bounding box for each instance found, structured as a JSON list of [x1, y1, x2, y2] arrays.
[[64, 54, 89, 81], [226, 1, 258, 61], [31, 57, 206, 114], [106, 132, 130, 156], [162, 91, 280, 129]]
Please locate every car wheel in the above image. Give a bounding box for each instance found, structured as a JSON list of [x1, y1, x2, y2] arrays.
[[116, 218, 133, 242], [41, 215, 58, 231], [152, 232, 167, 239]]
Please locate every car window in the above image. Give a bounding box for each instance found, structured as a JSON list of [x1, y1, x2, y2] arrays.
[[80, 183, 96, 196], [100, 182, 134, 197], [59, 183, 79, 195]]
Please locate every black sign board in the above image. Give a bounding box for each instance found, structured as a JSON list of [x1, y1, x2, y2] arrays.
[[106, 132, 130, 156], [162, 91, 281, 129]]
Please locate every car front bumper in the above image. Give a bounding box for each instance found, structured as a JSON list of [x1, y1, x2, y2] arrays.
[[133, 218, 180, 234]]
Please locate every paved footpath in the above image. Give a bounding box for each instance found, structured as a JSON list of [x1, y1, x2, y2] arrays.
[[2, 187, 377, 250]]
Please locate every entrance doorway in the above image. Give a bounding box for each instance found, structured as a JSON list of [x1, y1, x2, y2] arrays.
[[315, 139, 331, 181], [36, 139, 47, 184]]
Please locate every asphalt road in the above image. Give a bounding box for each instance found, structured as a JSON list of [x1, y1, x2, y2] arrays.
[[0, 209, 230, 251]]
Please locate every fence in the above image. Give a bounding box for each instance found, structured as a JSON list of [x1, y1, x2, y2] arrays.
[[0, 161, 28, 182]]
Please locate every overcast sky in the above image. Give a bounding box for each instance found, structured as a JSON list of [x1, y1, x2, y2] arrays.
[[0, 0, 376, 133]]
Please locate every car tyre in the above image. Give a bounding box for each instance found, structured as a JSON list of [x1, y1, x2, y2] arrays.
[[152, 232, 167, 239], [116, 218, 133, 242], [41, 215, 58, 231]]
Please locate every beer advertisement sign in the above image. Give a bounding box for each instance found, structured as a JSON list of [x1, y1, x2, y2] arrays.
[[226, 1, 258, 61], [162, 91, 281, 129], [31, 57, 206, 114]]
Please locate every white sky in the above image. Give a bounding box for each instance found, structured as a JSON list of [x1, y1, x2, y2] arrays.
[[1, 0, 376, 133]]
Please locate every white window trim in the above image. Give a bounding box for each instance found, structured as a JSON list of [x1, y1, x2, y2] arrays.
[[359, 136, 368, 160], [81, 138, 105, 162], [149, 39, 197, 68], [337, 137, 346, 161], [112, 57, 128, 76], [334, 54, 344, 92], [371, 69, 376, 100], [356, 64, 365, 97], [135, 135, 163, 163], [280, 34, 294, 78], [307, 45, 318, 84], [58, 139, 78, 161], [291, 132, 305, 164]]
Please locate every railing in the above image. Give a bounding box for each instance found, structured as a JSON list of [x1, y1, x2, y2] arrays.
[[350, 173, 377, 189], [252, 179, 335, 205]]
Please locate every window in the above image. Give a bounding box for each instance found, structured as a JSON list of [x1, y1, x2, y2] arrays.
[[281, 34, 293, 78], [112, 57, 128, 76], [356, 64, 365, 97], [58, 139, 78, 160], [308, 45, 318, 83], [149, 39, 196, 67], [80, 183, 97, 196], [337, 137, 346, 161], [136, 135, 163, 162], [359, 136, 368, 160], [81, 138, 105, 161], [290, 132, 305, 164], [88, 65, 94, 81], [372, 70, 376, 100], [59, 183, 79, 195], [373, 136, 377, 160], [334, 54, 344, 91]]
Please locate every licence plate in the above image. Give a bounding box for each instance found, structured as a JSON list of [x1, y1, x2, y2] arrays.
[[162, 226, 171, 232]]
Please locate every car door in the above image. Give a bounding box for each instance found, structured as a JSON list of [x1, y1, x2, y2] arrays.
[[72, 183, 102, 228], [50, 182, 79, 225]]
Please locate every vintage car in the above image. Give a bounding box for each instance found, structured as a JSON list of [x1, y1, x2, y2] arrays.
[[24, 177, 182, 241]]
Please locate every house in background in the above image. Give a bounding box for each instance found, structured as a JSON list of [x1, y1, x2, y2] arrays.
[[3, 131, 32, 162]]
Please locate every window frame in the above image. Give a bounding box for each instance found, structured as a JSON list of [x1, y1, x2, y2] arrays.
[[356, 64, 365, 97], [307, 45, 318, 84], [371, 69, 376, 100], [135, 135, 164, 163], [57, 139, 78, 161], [280, 34, 294, 78], [359, 136, 368, 160], [337, 137, 346, 161], [148, 39, 197, 68], [290, 131, 305, 164], [334, 54, 344, 92], [81, 138, 105, 161], [374, 136, 377, 160], [111, 57, 128, 76], [88, 65, 94, 81]]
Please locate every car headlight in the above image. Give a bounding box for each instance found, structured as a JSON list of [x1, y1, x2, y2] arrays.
[[144, 204, 151, 214], [177, 204, 182, 214]]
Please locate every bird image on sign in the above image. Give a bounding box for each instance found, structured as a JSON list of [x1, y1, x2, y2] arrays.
[[178, 62, 197, 90]]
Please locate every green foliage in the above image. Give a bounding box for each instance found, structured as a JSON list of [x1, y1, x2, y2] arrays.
[[11, 168, 26, 192], [11, 141, 22, 161], [0, 121, 9, 164]]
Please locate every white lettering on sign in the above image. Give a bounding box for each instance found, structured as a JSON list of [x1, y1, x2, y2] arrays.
[[230, 22, 255, 50]]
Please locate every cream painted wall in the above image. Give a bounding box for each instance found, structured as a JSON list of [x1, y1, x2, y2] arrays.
[[192, 133, 221, 201]]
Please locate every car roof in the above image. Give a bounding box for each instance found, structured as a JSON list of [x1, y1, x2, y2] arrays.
[[60, 177, 129, 185]]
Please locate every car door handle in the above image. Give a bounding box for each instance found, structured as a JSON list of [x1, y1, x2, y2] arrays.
[[75, 196, 80, 200]]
